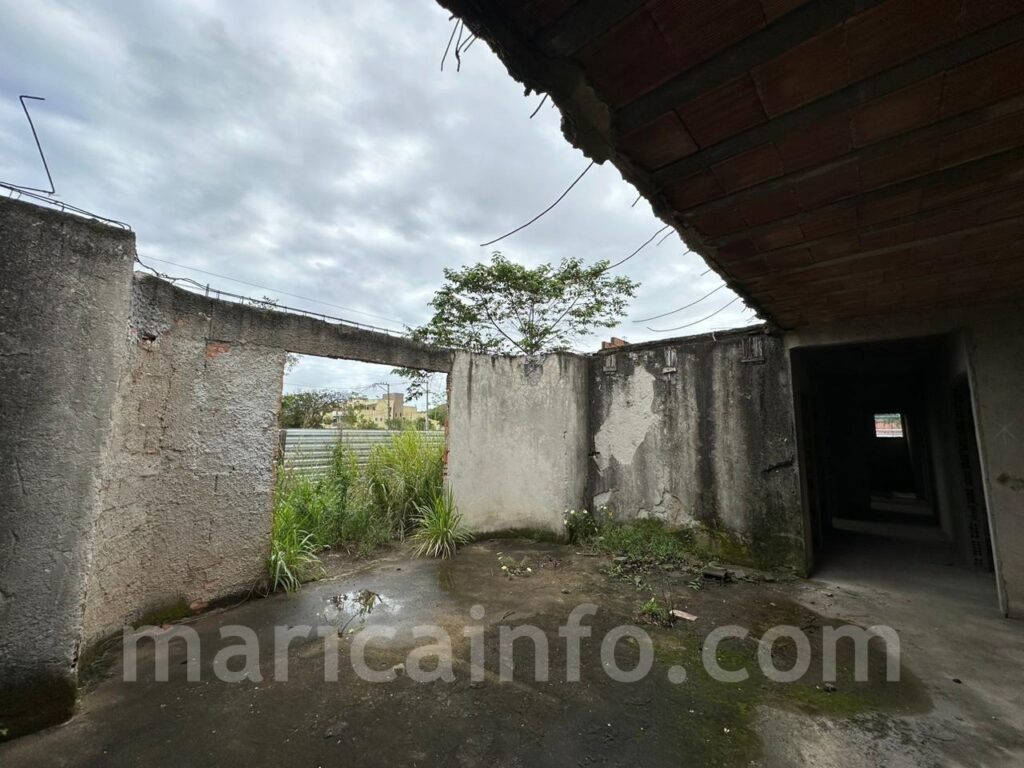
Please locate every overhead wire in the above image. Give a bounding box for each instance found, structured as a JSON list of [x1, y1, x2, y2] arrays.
[[480, 160, 595, 247], [632, 283, 727, 323], [647, 296, 741, 333], [603, 225, 670, 271]]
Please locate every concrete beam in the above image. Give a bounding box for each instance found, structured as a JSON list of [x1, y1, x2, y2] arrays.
[[134, 274, 454, 373]]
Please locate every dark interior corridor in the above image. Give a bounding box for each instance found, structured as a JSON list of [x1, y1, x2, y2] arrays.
[[792, 335, 996, 595]]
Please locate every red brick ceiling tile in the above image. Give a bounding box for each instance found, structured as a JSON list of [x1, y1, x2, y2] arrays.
[[937, 109, 1024, 166], [940, 42, 1024, 118], [792, 159, 862, 208], [738, 186, 801, 226], [858, 221, 916, 250], [675, 74, 768, 147], [957, 0, 1024, 36], [715, 237, 760, 263], [858, 140, 938, 189], [690, 207, 747, 238], [775, 110, 854, 172], [619, 111, 698, 171], [799, 207, 858, 239], [752, 25, 850, 116], [852, 75, 944, 147], [765, 247, 815, 270], [858, 188, 922, 226], [649, 0, 766, 72], [760, 0, 810, 22], [663, 169, 724, 209], [752, 222, 805, 251], [575, 9, 680, 107], [711, 142, 785, 192], [845, 0, 960, 82], [524, 0, 579, 29]]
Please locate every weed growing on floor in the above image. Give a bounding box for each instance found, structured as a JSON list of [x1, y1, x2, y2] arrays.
[[636, 595, 675, 627], [410, 488, 472, 559], [497, 552, 532, 578], [563, 507, 602, 544], [595, 518, 695, 566]]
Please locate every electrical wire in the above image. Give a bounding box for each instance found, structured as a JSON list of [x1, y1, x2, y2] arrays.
[[647, 296, 741, 333], [480, 160, 595, 247], [604, 225, 670, 271], [139, 255, 404, 325], [632, 283, 727, 323]]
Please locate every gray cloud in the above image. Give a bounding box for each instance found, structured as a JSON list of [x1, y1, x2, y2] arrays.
[[0, 0, 755, 395]]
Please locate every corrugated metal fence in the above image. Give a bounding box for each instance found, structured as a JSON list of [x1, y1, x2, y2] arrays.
[[279, 429, 445, 476]]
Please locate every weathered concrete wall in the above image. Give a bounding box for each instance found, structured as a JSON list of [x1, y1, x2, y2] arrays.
[[81, 276, 286, 644], [0, 200, 136, 737], [82, 275, 454, 645], [590, 329, 804, 568], [447, 352, 589, 536], [786, 302, 1024, 617]]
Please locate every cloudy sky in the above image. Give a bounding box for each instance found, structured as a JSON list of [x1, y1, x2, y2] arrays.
[[0, 0, 755, 404]]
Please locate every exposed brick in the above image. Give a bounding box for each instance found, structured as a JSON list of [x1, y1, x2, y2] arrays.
[[676, 74, 767, 147], [738, 186, 801, 225], [846, 0, 960, 82], [760, 0, 809, 21], [205, 342, 231, 359], [663, 169, 723, 209], [690, 206, 747, 238], [752, 25, 850, 116], [711, 142, 784, 192], [799, 206, 858, 240], [650, 0, 765, 72], [956, 0, 1024, 36], [852, 75, 944, 147], [940, 42, 1024, 118], [792, 160, 862, 208], [752, 223, 805, 251], [775, 110, 853, 172], [619, 111, 698, 171], [575, 9, 679, 107], [937, 109, 1024, 166], [857, 188, 922, 226], [858, 141, 938, 189]]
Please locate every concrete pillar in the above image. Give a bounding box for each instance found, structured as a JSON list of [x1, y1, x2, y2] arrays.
[[0, 200, 136, 738]]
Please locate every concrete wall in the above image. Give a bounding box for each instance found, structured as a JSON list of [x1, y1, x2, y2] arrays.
[[81, 275, 454, 645], [0, 200, 457, 739], [785, 301, 1024, 617], [589, 329, 805, 568], [447, 352, 589, 536], [0, 200, 136, 737]]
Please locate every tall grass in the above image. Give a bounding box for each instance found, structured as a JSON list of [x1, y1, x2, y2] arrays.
[[410, 488, 471, 559], [365, 430, 445, 537], [268, 432, 445, 592]]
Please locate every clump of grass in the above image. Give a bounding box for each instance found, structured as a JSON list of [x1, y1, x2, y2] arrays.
[[269, 433, 445, 592], [497, 552, 533, 578], [596, 518, 693, 566], [365, 430, 444, 536], [637, 595, 674, 627], [410, 488, 471, 559]]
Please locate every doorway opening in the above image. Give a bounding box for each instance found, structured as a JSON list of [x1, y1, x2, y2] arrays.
[[791, 334, 997, 602]]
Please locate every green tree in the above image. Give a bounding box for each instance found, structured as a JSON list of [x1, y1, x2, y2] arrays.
[[394, 251, 638, 389], [279, 390, 348, 429], [427, 403, 448, 427]]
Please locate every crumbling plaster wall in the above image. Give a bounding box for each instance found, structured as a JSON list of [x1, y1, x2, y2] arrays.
[[82, 274, 455, 645], [447, 352, 589, 536], [0, 199, 136, 737], [590, 330, 804, 568], [81, 276, 287, 645]]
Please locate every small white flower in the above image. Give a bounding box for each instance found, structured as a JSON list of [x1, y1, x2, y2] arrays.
[[526, 567, 532, 572], [501, 565, 508, 570]]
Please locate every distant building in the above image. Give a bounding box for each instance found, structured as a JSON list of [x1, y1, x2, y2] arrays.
[[323, 392, 439, 428]]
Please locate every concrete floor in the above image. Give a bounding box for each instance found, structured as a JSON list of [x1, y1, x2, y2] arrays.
[[2, 539, 1022, 767]]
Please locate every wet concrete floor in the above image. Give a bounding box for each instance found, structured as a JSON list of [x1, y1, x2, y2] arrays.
[[2, 540, 1022, 767]]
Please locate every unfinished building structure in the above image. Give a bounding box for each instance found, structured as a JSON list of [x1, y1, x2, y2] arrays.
[[2, 0, 1023, 742]]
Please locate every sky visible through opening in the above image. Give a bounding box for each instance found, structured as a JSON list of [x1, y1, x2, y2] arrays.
[[0, 1, 757, 394]]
